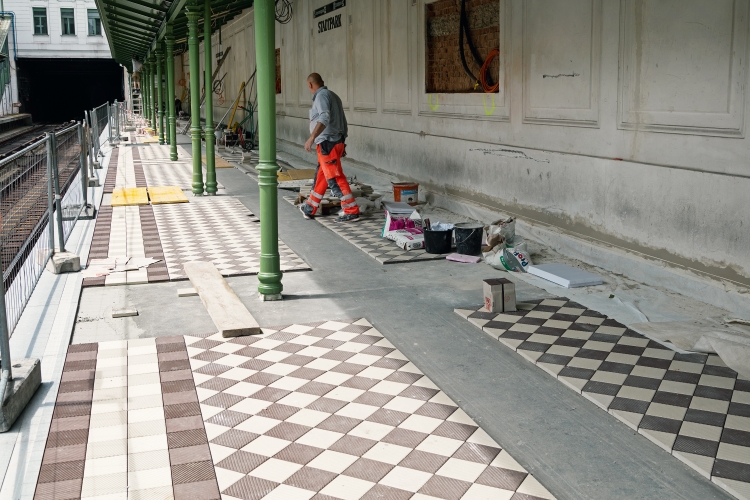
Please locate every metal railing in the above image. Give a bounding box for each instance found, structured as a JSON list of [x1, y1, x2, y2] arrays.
[[0, 101, 107, 415], [0, 122, 88, 336]]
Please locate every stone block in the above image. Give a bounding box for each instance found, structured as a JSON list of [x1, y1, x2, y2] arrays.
[[0, 358, 42, 432], [46, 252, 81, 274]]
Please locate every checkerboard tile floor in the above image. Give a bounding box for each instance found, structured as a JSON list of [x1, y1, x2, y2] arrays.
[[189, 318, 555, 500], [154, 196, 310, 280], [283, 196, 450, 265], [142, 163, 225, 191], [456, 298, 750, 500]]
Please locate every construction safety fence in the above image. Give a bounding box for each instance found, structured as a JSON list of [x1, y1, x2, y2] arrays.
[[0, 122, 89, 337]]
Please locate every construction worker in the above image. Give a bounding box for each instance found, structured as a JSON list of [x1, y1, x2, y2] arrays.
[[301, 73, 360, 223]]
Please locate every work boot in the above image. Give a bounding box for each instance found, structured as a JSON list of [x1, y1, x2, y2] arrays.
[[334, 214, 360, 223], [300, 205, 314, 220]]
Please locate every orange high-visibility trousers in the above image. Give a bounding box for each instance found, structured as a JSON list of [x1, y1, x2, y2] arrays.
[[303, 143, 360, 217]]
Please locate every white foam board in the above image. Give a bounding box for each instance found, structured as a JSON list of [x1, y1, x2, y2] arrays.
[[527, 263, 603, 288]]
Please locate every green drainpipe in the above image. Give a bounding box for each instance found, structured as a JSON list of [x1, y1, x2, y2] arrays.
[[186, 1, 204, 195], [255, 0, 282, 300]]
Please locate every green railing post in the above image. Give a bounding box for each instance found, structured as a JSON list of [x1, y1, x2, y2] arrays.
[[186, 1, 204, 195], [255, 0, 282, 300], [166, 26, 178, 160], [204, 0, 216, 195], [156, 46, 165, 145]]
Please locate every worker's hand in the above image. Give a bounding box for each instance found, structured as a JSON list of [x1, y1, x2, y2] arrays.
[[304, 136, 315, 152]]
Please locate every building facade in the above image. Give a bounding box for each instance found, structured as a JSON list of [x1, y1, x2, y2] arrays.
[[4, 0, 113, 118]]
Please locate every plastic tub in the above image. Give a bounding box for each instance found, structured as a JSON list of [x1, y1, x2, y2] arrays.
[[454, 222, 483, 256], [424, 229, 452, 254]]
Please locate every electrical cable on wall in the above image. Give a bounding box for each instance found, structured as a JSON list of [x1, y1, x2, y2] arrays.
[[457, 0, 497, 92], [275, 0, 293, 23]]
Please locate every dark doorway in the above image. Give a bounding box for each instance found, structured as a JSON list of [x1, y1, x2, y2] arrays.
[[17, 58, 123, 123]]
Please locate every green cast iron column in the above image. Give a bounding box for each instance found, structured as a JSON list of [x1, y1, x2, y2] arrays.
[[204, 0, 217, 195], [255, 0, 282, 299], [186, 1, 204, 195], [148, 57, 156, 129], [148, 58, 156, 130], [156, 46, 165, 145], [143, 64, 150, 124], [166, 27, 178, 160]]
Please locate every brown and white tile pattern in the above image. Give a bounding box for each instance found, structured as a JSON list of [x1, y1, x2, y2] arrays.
[[36, 337, 220, 499], [35, 343, 98, 500], [188, 318, 555, 500]]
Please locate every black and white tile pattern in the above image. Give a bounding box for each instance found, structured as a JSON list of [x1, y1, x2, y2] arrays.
[[284, 197, 449, 265], [457, 299, 750, 500]]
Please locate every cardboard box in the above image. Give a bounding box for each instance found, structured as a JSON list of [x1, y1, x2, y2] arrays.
[[483, 278, 516, 312]]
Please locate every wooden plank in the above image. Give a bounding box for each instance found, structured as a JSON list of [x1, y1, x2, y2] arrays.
[[202, 155, 234, 168], [183, 262, 261, 338], [278, 169, 316, 181], [111, 187, 149, 207], [148, 186, 189, 205]]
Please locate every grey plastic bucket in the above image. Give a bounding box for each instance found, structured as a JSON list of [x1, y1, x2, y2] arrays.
[[454, 222, 483, 256]]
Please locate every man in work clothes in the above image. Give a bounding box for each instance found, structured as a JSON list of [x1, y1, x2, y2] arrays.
[[301, 73, 360, 223]]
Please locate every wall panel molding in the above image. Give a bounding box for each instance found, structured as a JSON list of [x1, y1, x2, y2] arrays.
[[417, 0, 511, 122], [381, 0, 412, 114], [522, 0, 602, 128], [351, 0, 378, 112], [617, 0, 748, 137]]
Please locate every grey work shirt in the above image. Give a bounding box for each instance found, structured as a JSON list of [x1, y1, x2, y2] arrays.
[[309, 86, 348, 145]]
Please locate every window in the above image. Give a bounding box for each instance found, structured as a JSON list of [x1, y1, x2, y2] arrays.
[[87, 10, 101, 36], [33, 8, 48, 35], [61, 8, 75, 36]]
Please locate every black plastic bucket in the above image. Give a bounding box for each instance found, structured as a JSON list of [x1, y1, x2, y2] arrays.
[[454, 222, 483, 256], [424, 229, 452, 254]]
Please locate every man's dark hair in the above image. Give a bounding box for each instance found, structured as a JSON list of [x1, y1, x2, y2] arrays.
[[307, 73, 324, 86]]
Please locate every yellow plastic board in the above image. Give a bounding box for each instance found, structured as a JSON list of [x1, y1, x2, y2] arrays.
[[111, 188, 149, 207], [140, 136, 159, 144], [148, 186, 189, 205], [278, 169, 316, 182], [202, 155, 234, 168]]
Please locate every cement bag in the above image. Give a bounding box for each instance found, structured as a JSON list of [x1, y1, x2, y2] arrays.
[[486, 217, 516, 247], [485, 246, 532, 273]]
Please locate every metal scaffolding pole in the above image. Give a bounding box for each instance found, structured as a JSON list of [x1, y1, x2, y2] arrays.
[[204, 0, 216, 195], [156, 46, 165, 145], [186, 1, 204, 195], [166, 26, 178, 160], [255, 0, 282, 299]]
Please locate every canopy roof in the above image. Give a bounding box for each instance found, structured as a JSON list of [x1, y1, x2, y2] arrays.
[[95, 0, 254, 71]]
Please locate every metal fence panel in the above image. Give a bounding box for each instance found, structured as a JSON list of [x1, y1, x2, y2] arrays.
[[54, 126, 84, 242], [0, 138, 53, 333]]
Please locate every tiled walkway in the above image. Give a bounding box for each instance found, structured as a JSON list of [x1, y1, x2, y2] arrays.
[[38, 320, 556, 500], [457, 299, 750, 500], [37, 337, 219, 499], [154, 196, 310, 280], [283, 197, 450, 265], [84, 145, 309, 286]]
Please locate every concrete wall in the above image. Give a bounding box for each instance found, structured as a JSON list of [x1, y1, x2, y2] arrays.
[[184, 0, 750, 288]]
